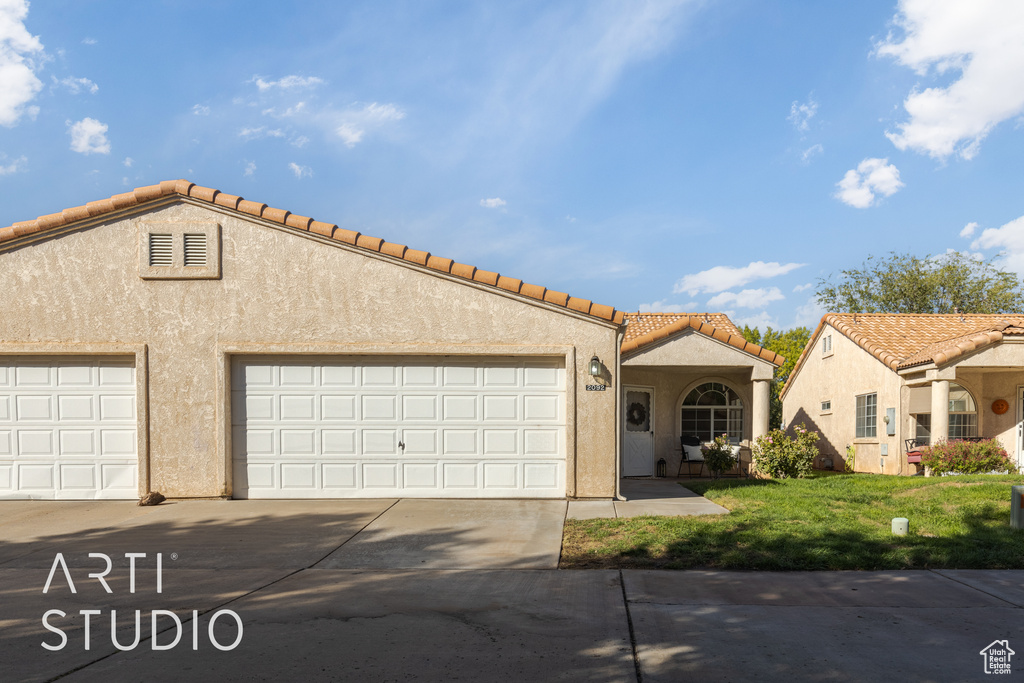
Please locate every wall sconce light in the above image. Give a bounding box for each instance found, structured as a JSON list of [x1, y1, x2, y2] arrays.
[[589, 356, 601, 377]]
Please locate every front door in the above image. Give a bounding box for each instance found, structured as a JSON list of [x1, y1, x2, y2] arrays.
[[1017, 386, 1024, 470], [622, 387, 654, 476]]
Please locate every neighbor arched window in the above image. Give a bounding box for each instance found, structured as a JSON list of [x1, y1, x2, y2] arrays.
[[947, 383, 977, 439], [680, 382, 743, 443]]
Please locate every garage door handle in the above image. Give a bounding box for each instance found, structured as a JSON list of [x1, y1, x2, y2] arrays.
[[398, 440, 405, 451]]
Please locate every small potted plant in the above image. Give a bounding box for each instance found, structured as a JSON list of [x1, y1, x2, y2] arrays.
[[702, 433, 737, 479]]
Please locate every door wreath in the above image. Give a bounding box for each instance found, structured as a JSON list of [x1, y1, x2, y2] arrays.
[[626, 402, 648, 427]]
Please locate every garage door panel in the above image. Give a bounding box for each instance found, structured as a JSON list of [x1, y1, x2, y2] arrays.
[[16, 366, 52, 387], [19, 431, 54, 455], [59, 395, 95, 421], [99, 430, 135, 456], [99, 395, 135, 420], [403, 463, 437, 488], [57, 365, 93, 386], [98, 365, 134, 386], [0, 396, 9, 421], [232, 357, 565, 499], [0, 465, 11, 489], [0, 430, 10, 455], [61, 464, 96, 490], [59, 430, 96, 456], [19, 464, 54, 489], [17, 395, 53, 421]]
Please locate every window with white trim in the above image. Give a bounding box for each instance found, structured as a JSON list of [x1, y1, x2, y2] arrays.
[[947, 383, 978, 439], [855, 393, 876, 438], [820, 400, 831, 413], [680, 382, 743, 443]]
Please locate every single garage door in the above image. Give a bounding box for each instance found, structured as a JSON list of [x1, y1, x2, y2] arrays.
[[0, 358, 138, 500], [232, 357, 566, 498]]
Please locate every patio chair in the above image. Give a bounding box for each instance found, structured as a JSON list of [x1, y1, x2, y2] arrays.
[[678, 435, 706, 478], [905, 438, 927, 464]]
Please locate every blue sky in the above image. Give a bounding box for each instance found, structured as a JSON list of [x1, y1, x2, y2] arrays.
[[2, 0, 1024, 331]]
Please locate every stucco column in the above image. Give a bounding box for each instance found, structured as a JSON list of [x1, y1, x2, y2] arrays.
[[930, 379, 949, 445], [752, 379, 770, 442]]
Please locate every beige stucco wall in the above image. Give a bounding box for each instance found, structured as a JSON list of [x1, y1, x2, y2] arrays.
[[622, 331, 775, 474], [782, 325, 905, 474], [0, 200, 621, 498]]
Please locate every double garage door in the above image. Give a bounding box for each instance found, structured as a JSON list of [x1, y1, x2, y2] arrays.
[[232, 357, 566, 498], [0, 358, 138, 500]]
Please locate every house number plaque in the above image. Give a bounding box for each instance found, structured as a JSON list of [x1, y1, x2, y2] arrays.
[[585, 384, 606, 391]]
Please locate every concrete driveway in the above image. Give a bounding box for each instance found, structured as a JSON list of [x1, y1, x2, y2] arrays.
[[2, 499, 1022, 682]]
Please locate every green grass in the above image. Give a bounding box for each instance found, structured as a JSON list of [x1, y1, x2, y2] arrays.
[[560, 473, 1024, 570]]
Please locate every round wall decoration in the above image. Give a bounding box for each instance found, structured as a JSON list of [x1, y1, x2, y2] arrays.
[[626, 402, 648, 426], [992, 399, 1009, 415]]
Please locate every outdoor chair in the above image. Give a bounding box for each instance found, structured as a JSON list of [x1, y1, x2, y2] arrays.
[[678, 435, 706, 478], [905, 438, 927, 464]]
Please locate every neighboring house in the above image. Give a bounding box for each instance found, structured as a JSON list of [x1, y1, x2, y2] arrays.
[[0, 180, 626, 500], [619, 313, 784, 477], [782, 313, 1024, 474]]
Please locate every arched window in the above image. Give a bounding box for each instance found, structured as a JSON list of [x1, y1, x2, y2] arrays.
[[947, 383, 977, 439], [680, 382, 743, 443]]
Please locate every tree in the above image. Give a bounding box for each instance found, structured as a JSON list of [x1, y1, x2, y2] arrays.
[[815, 251, 1024, 314], [741, 325, 811, 428]]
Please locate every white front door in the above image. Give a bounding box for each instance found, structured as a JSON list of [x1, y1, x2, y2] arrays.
[[622, 387, 654, 477], [1017, 386, 1024, 470]]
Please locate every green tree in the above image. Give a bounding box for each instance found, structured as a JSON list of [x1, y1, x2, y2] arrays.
[[741, 325, 811, 428], [815, 251, 1024, 314]]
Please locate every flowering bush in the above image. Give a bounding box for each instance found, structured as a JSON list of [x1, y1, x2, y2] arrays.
[[701, 434, 737, 478], [752, 424, 819, 478], [920, 438, 1017, 475]]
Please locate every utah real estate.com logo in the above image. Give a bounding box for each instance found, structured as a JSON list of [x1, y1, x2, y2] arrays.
[[980, 640, 1014, 675]]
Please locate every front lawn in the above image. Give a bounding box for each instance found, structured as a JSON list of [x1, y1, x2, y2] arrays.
[[561, 474, 1024, 570]]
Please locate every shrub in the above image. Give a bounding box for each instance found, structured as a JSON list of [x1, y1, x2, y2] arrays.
[[701, 434, 738, 478], [920, 438, 1017, 475], [753, 424, 820, 478]]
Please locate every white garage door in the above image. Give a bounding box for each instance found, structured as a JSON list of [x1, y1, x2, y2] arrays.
[[232, 357, 566, 498], [0, 358, 138, 500]]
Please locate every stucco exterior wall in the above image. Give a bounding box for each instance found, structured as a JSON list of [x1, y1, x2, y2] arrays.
[[0, 201, 621, 498], [783, 325, 905, 474]]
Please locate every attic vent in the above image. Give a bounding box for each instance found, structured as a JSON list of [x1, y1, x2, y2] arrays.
[[148, 233, 173, 266], [183, 233, 208, 267]]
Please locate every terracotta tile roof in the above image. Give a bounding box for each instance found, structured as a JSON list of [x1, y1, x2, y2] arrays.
[[621, 312, 784, 366], [782, 313, 1024, 397], [0, 180, 624, 326]]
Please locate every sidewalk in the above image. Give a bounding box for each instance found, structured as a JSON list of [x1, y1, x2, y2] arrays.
[[568, 477, 730, 519]]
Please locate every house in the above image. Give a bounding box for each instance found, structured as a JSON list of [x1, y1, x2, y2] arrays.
[[0, 180, 626, 500], [782, 313, 1024, 474], [619, 313, 783, 477]]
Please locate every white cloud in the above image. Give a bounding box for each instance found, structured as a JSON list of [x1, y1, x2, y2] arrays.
[[67, 117, 110, 155], [788, 96, 818, 132], [0, 0, 44, 127], [729, 311, 778, 330], [971, 214, 1024, 275], [834, 157, 904, 208], [335, 102, 405, 148], [707, 287, 785, 310], [81, 37, 96, 45], [192, 104, 210, 116], [877, 1, 1024, 159], [801, 143, 823, 163], [244, 161, 256, 177], [565, 215, 577, 223], [793, 282, 813, 293], [291, 135, 309, 148], [960, 221, 979, 238], [122, 156, 132, 167], [673, 261, 805, 296], [56, 76, 98, 95], [238, 126, 285, 140], [479, 197, 506, 209], [250, 75, 324, 91], [0, 154, 26, 175], [637, 299, 699, 313], [793, 297, 827, 328], [288, 162, 312, 179]]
